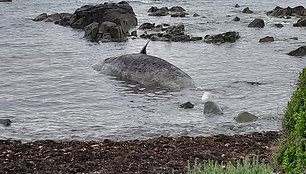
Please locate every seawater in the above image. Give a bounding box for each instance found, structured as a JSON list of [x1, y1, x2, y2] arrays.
[[0, 0, 305, 141]]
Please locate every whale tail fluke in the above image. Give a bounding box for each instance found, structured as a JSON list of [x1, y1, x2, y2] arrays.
[[140, 41, 150, 54]]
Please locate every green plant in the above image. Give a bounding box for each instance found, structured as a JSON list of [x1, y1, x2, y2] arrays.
[[186, 157, 274, 174], [275, 67, 306, 174]]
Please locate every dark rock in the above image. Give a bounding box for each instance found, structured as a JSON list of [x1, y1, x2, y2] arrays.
[[234, 4, 240, 8], [193, 13, 200, 17], [288, 46, 306, 56], [293, 17, 306, 27], [204, 31, 240, 44], [32, 13, 48, 21], [179, 102, 194, 109], [274, 23, 284, 28], [235, 112, 258, 123], [190, 37, 203, 41], [139, 23, 155, 30], [233, 16, 240, 21], [0, 119, 11, 126], [233, 81, 265, 86], [259, 36, 274, 42], [248, 18, 265, 28], [267, 6, 306, 17], [131, 31, 137, 37], [242, 7, 253, 14], [169, 6, 185, 12], [148, 6, 159, 13], [204, 101, 223, 115], [171, 12, 187, 17], [0, 0, 12, 2], [149, 9, 169, 16]]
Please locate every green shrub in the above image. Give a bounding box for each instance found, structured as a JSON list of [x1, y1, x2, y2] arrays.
[[186, 157, 274, 174], [275, 67, 306, 174]]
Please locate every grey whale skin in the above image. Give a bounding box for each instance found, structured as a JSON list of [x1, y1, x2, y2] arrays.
[[93, 43, 195, 91]]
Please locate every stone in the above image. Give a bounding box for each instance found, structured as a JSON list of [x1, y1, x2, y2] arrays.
[[0, 0, 12, 2], [193, 13, 200, 17], [233, 16, 240, 21], [169, 6, 185, 12], [0, 119, 11, 126], [235, 112, 258, 123], [148, 6, 159, 13], [234, 4, 240, 8], [288, 46, 306, 56], [171, 12, 187, 17], [267, 6, 306, 17], [204, 31, 240, 44], [139, 23, 155, 30], [293, 17, 306, 27], [242, 7, 253, 14], [131, 31, 137, 37], [275, 23, 284, 28], [32, 13, 48, 21], [259, 36, 274, 42], [179, 102, 194, 109], [248, 18, 265, 28], [204, 101, 223, 115], [190, 37, 203, 41], [149, 9, 169, 16]]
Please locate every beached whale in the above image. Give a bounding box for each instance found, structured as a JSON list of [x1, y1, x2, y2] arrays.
[[93, 42, 195, 90]]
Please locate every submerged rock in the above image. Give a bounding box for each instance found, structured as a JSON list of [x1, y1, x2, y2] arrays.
[[233, 16, 240, 21], [235, 112, 258, 123], [293, 17, 306, 27], [288, 46, 306, 56], [267, 6, 306, 17], [274, 23, 284, 28], [179, 102, 194, 109], [242, 7, 253, 14], [0, 119, 12, 126], [204, 101, 223, 115], [259, 36, 274, 42], [193, 13, 200, 17], [204, 32, 240, 44], [248, 18, 265, 28], [33, 1, 137, 42]]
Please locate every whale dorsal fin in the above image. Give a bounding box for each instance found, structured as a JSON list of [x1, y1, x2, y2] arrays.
[[140, 41, 150, 54]]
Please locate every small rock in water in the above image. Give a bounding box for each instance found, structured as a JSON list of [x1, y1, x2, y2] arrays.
[[131, 31, 137, 37], [0, 119, 12, 126], [193, 13, 200, 17], [180, 102, 194, 109], [204, 101, 223, 115], [233, 16, 240, 21], [293, 17, 306, 27], [235, 112, 258, 123], [248, 18, 265, 28], [242, 7, 253, 14], [274, 23, 284, 28], [288, 46, 306, 56], [259, 36, 274, 42], [234, 4, 240, 8]]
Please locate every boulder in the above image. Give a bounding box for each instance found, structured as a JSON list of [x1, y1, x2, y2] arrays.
[[0, 119, 11, 126], [204, 31, 240, 44], [248, 18, 265, 28], [33, 1, 137, 42], [235, 112, 258, 123], [193, 13, 200, 17], [203, 101, 223, 115], [169, 6, 185, 12], [179, 101, 194, 109], [235, 4, 240, 8], [267, 6, 306, 17], [288, 46, 306, 56], [0, 0, 12, 2], [293, 17, 306, 27], [148, 6, 159, 13], [233, 16, 240, 21], [259, 36, 274, 42], [242, 7, 253, 14], [149, 9, 169, 16]]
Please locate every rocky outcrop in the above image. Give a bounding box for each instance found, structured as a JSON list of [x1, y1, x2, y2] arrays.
[[293, 18, 306, 27], [248, 18, 265, 28], [288, 46, 306, 56], [267, 6, 306, 17], [235, 112, 258, 123], [33, 1, 137, 42], [259, 36, 274, 42], [148, 6, 188, 17], [0, 119, 11, 126], [140, 24, 202, 42], [203, 101, 223, 115], [204, 32, 240, 44], [242, 7, 253, 14]]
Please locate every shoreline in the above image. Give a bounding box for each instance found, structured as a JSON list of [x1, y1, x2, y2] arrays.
[[0, 131, 281, 174]]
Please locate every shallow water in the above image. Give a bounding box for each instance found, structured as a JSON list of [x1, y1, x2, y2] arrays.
[[0, 0, 305, 141]]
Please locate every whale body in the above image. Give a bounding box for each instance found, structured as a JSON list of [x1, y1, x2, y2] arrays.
[[93, 43, 195, 91]]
